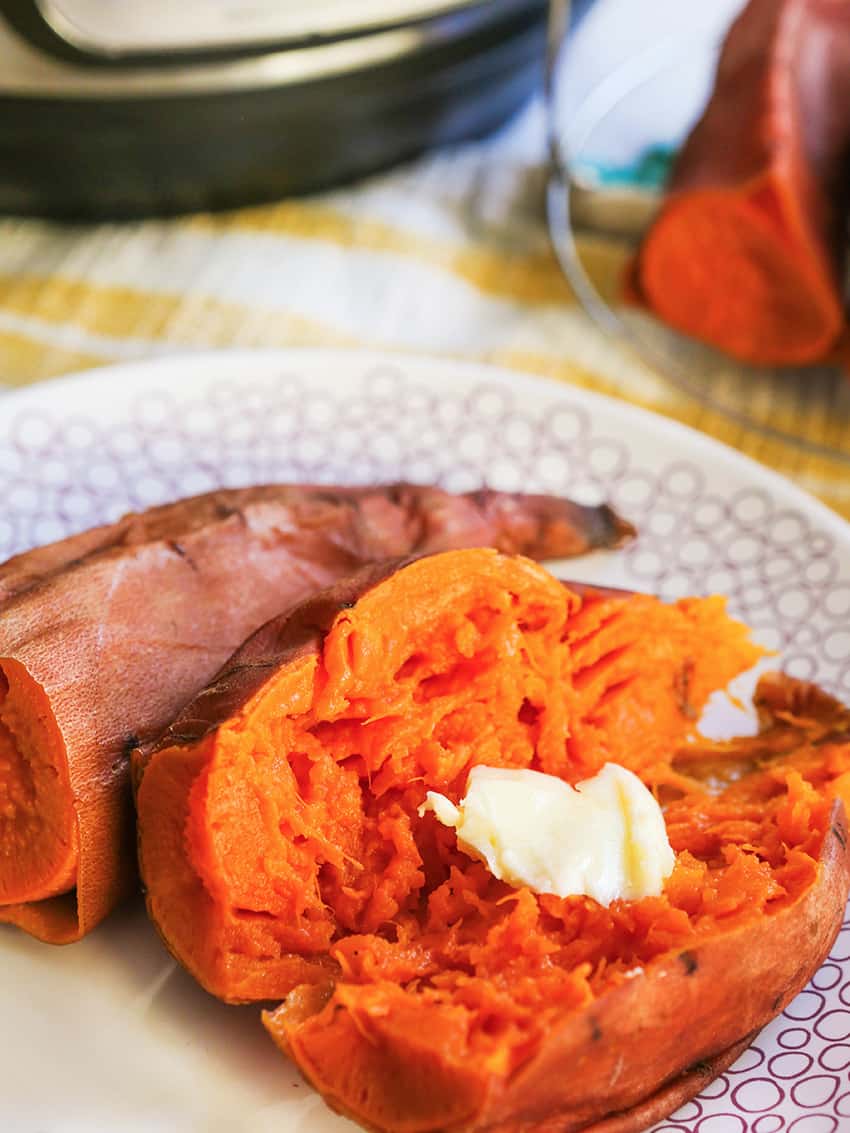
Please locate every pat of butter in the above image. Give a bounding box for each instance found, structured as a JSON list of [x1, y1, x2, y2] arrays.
[[419, 764, 675, 906]]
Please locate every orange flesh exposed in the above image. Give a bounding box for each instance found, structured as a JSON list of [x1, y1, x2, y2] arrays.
[[0, 659, 77, 904], [637, 184, 844, 365], [139, 551, 764, 1007], [627, 0, 850, 368]]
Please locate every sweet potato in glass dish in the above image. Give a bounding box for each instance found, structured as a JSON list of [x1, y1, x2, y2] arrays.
[[629, 0, 850, 368]]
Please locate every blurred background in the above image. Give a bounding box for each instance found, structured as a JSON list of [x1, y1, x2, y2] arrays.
[[0, 0, 847, 518]]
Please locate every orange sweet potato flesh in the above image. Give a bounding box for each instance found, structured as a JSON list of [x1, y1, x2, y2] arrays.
[[629, 0, 850, 366], [137, 550, 850, 1133], [0, 484, 631, 944]]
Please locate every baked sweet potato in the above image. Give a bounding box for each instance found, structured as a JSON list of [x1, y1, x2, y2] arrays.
[[628, 0, 850, 366], [137, 550, 849, 1133], [0, 484, 632, 945]]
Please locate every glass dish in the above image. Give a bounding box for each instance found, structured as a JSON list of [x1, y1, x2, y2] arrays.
[[546, 0, 850, 465]]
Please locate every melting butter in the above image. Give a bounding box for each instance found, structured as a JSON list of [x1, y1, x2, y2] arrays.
[[419, 764, 675, 906]]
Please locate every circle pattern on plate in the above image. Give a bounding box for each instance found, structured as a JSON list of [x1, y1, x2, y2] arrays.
[[1, 354, 849, 1133]]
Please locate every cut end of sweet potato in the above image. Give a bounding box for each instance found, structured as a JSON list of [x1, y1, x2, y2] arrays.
[[0, 658, 78, 908], [633, 183, 845, 365], [626, 0, 850, 369]]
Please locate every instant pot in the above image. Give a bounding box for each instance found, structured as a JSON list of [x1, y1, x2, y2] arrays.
[[0, 0, 547, 218]]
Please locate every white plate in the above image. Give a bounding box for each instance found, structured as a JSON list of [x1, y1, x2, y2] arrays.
[[2, 349, 849, 1133]]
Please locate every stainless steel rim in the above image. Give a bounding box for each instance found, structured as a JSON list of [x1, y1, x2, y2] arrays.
[[35, 0, 499, 58], [0, 1, 528, 98]]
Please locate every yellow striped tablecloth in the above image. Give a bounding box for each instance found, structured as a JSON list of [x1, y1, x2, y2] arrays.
[[0, 103, 847, 519]]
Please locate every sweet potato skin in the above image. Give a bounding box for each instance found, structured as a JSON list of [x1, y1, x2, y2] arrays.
[[0, 484, 633, 607], [1, 483, 631, 944], [265, 806, 849, 1133], [575, 1037, 754, 1133]]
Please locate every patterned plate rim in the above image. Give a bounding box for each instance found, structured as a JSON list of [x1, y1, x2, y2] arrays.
[[2, 347, 848, 545]]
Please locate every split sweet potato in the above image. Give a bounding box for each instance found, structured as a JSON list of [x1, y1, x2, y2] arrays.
[[132, 548, 848, 1133], [629, 0, 850, 366], [0, 484, 632, 945]]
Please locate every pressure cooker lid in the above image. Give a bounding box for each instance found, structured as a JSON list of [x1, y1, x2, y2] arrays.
[[0, 0, 547, 217], [4, 0, 507, 62]]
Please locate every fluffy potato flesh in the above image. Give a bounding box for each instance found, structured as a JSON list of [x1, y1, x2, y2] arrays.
[[132, 549, 847, 1133]]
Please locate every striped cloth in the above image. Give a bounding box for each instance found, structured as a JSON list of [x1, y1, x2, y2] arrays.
[[0, 99, 847, 520]]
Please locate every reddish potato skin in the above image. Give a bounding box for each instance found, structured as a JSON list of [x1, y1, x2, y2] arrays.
[[0, 484, 633, 606], [1, 483, 631, 944], [265, 807, 849, 1133], [571, 1038, 754, 1133]]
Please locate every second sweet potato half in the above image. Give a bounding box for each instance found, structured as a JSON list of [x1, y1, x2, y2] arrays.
[[629, 0, 850, 366], [135, 549, 850, 1132], [0, 483, 630, 944]]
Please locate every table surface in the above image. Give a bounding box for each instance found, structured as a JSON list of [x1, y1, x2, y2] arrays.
[[0, 94, 847, 522]]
